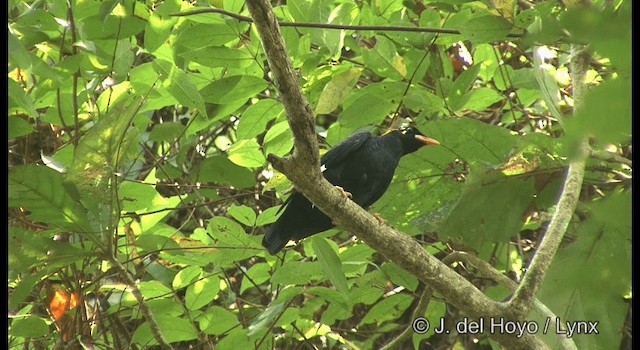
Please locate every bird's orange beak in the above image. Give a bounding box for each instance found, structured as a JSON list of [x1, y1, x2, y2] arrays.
[[415, 135, 440, 146]]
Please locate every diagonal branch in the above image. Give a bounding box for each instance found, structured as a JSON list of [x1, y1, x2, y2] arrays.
[[506, 46, 590, 318], [246, 0, 548, 348]]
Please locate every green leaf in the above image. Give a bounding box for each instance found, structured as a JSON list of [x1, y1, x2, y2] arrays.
[[149, 122, 186, 142], [9, 166, 91, 232], [315, 68, 362, 114], [458, 87, 504, 112], [145, 13, 178, 53], [439, 172, 536, 246], [186, 276, 220, 310], [533, 50, 564, 127], [248, 302, 285, 337], [228, 204, 257, 226], [311, 237, 350, 299], [340, 94, 396, 128], [227, 139, 266, 168], [255, 206, 282, 227], [207, 217, 262, 266], [8, 116, 34, 140], [271, 261, 324, 285], [460, 15, 514, 44], [359, 293, 413, 326], [237, 99, 284, 140], [172, 266, 203, 290], [567, 76, 631, 144], [154, 60, 208, 119], [200, 75, 268, 104], [8, 78, 38, 119], [535, 191, 631, 350], [362, 36, 407, 80], [447, 64, 481, 111], [119, 180, 161, 212], [263, 121, 294, 157], [175, 22, 241, 50], [198, 306, 240, 335], [10, 316, 49, 338], [381, 262, 419, 292], [195, 155, 256, 189], [179, 46, 254, 68], [239, 262, 272, 294], [138, 281, 172, 299], [132, 315, 198, 345]]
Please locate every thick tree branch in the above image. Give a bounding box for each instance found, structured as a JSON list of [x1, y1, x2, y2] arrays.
[[246, 0, 548, 348], [443, 252, 578, 350]]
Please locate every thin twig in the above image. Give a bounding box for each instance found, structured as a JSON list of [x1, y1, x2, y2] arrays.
[[171, 7, 524, 37]]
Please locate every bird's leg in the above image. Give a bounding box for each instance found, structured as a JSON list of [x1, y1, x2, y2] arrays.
[[372, 213, 385, 225], [335, 186, 352, 199]]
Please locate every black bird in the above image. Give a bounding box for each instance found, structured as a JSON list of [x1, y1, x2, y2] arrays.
[[262, 126, 439, 255]]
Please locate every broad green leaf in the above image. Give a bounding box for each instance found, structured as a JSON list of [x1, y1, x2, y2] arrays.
[[10, 316, 49, 338], [248, 302, 285, 336], [460, 15, 514, 44], [154, 60, 208, 119], [207, 217, 262, 266], [118, 180, 161, 212], [77, 14, 145, 40], [179, 46, 254, 68], [217, 328, 252, 349], [567, 76, 631, 145], [9, 166, 91, 233], [439, 172, 536, 246], [8, 78, 38, 119], [311, 237, 350, 299], [228, 204, 257, 226], [447, 64, 482, 111], [362, 36, 407, 80], [198, 306, 240, 335], [255, 206, 282, 227], [228, 139, 266, 168], [535, 191, 631, 350], [132, 315, 198, 345], [172, 266, 203, 290], [240, 262, 272, 294], [145, 13, 177, 53], [533, 47, 564, 127], [8, 33, 63, 84], [458, 87, 504, 112], [138, 281, 172, 299], [175, 23, 239, 49], [359, 293, 413, 326], [271, 261, 324, 285], [381, 262, 419, 292], [263, 121, 294, 157], [340, 94, 396, 128], [200, 75, 268, 104], [148, 122, 186, 142], [186, 276, 220, 310], [237, 99, 284, 140], [315, 68, 362, 114], [8, 116, 34, 139], [194, 155, 256, 189]]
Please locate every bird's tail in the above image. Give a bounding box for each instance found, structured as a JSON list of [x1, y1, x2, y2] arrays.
[[262, 220, 289, 255]]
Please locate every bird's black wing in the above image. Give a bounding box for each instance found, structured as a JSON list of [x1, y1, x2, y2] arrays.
[[321, 132, 372, 168]]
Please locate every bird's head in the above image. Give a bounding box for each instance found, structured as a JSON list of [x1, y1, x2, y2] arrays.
[[395, 126, 440, 155]]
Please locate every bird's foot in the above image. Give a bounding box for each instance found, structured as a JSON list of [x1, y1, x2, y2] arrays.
[[373, 213, 385, 225], [335, 186, 353, 199]]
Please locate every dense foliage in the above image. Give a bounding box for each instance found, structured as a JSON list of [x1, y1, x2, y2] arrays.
[[8, 0, 630, 349]]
